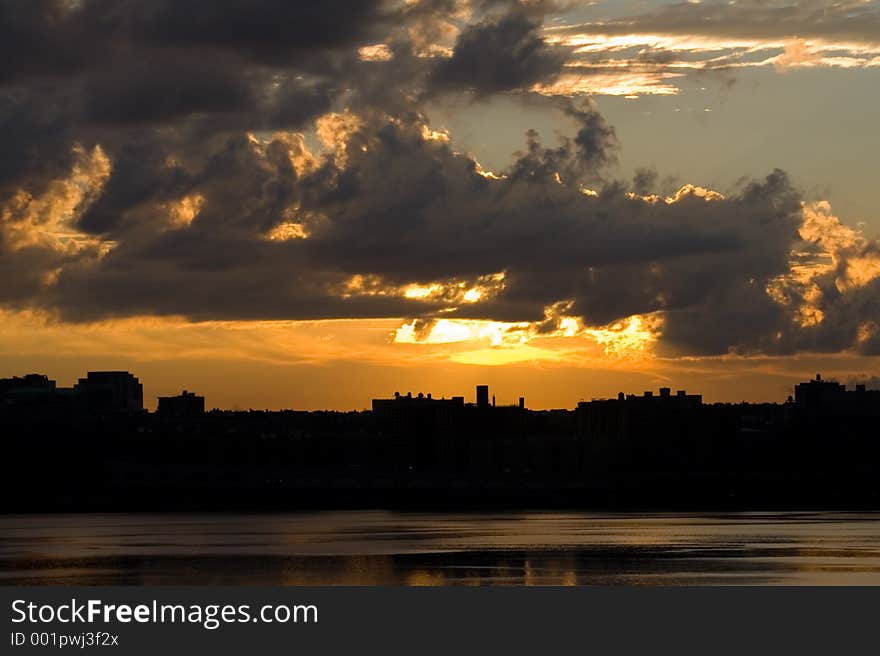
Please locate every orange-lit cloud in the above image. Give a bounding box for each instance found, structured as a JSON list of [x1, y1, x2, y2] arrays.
[[265, 221, 308, 241], [392, 308, 663, 364], [339, 272, 506, 307], [533, 70, 682, 97], [541, 26, 880, 96], [316, 110, 363, 167], [798, 201, 880, 293], [165, 193, 205, 228], [1, 144, 112, 256], [774, 39, 822, 72], [627, 184, 724, 205], [767, 201, 880, 330], [358, 44, 393, 62]]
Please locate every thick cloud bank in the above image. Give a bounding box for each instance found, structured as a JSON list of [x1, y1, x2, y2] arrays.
[[2, 0, 879, 357]]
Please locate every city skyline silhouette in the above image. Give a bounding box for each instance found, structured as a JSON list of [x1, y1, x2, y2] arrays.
[[4, 367, 879, 412], [3, 366, 878, 512]]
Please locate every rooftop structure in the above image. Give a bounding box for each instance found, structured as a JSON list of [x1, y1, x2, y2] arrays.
[[75, 371, 143, 414], [157, 390, 205, 418]]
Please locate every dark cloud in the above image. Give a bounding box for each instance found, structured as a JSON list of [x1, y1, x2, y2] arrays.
[[504, 99, 616, 185], [631, 168, 658, 195], [0, 0, 389, 204], [2, 0, 879, 360], [75, 133, 193, 235], [0, 1, 94, 84], [128, 0, 387, 64], [84, 52, 259, 126], [0, 83, 81, 201], [35, 115, 804, 358], [432, 5, 568, 94]]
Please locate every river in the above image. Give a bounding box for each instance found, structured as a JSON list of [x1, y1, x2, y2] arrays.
[[2, 511, 880, 585]]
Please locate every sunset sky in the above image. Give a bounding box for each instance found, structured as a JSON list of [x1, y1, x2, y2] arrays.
[[2, 0, 879, 409]]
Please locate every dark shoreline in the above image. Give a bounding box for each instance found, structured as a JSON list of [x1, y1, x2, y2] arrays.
[[5, 484, 880, 514]]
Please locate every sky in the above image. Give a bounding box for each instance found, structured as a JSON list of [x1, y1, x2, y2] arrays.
[[2, 0, 879, 409]]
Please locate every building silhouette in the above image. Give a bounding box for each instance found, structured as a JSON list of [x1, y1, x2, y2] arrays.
[[1, 374, 73, 411], [0, 374, 56, 401], [157, 390, 205, 418], [576, 387, 702, 439], [794, 373, 880, 419], [372, 391, 465, 435], [74, 371, 143, 414], [794, 373, 845, 409]]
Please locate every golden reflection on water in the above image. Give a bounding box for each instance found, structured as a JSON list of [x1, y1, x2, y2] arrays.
[[2, 512, 880, 585], [405, 570, 446, 586]]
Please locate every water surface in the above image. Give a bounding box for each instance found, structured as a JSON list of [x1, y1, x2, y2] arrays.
[[2, 511, 880, 585]]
